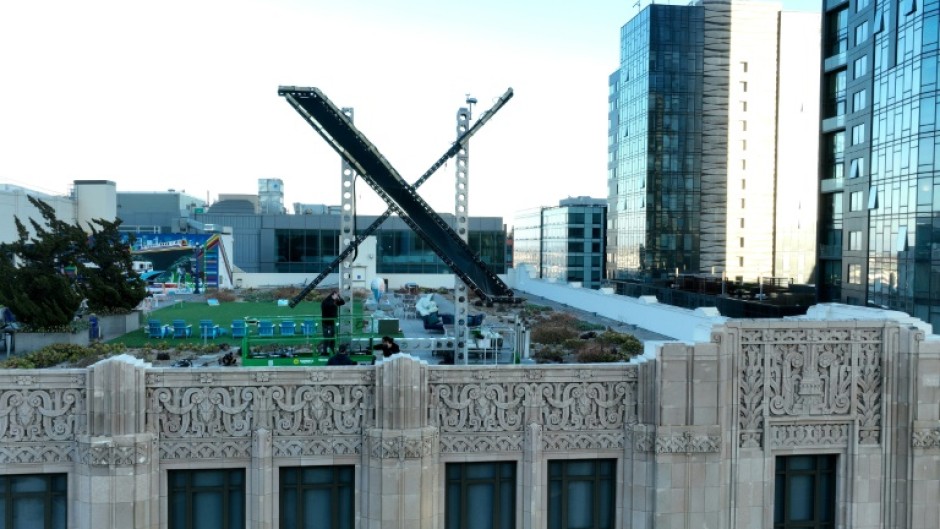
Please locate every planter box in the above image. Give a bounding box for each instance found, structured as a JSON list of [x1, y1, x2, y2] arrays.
[[13, 332, 90, 355], [95, 311, 141, 339]]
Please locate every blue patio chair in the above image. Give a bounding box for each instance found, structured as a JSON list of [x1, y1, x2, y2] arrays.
[[301, 320, 317, 337], [199, 320, 221, 339], [258, 320, 275, 337], [147, 320, 169, 339], [280, 320, 296, 336], [171, 319, 192, 339], [231, 320, 247, 339]]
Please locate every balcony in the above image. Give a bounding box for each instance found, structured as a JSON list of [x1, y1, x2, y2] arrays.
[[822, 115, 846, 133], [824, 53, 847, 72], [818, 244, 843, 259], [821, 178, 844, 193]]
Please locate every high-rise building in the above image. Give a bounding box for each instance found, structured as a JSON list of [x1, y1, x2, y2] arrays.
[[607, 0, 820, 286], [817, 0, 940, 328], [513, 197, 607, 289]]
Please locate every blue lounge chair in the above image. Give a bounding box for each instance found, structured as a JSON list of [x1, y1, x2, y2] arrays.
[[280, 321, 296, 336], [147, 320, 169, 339], [231, 320, 247, 339], [301, 320, 317, 337], [199, 320, 221, 339], [258, 321, 275, 337], [171, 320, 192, 339]]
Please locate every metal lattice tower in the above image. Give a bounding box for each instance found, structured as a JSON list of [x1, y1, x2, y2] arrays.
[[338, 107, 356, 334], [453, 103, 472, 364]]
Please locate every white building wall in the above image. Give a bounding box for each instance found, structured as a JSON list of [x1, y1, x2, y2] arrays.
[[725, 1, 781, 282], [0, 185, 76, 244], [73, 180, 117, 231], [775, 11, 822, 284]]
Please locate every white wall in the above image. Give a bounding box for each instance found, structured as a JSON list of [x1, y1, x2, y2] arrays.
[[73, 180, 117, 230], [509, 265, 727, 342], [0, 186, 76, 244]]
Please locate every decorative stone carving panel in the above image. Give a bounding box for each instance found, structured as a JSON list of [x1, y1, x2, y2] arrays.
[[267, 385, 368, 436], [0, 387, 85, 442], [736, 326, 884, 448], [368, 433, 437, 459], [542, 431, 625, 452], [0, 442, 74, 464], [769, 423, 850, 448], [634, 430, 654, 452], [432, 382, 525, 433], [159, 438, 253, 460], [439, 433, 524, 453], [538, 381, 633, 432], [738, 343, 764, 448], [77, 440, 152, 466], [654, 431, 721, 454], [912, 427, 940, 449], [150, 386, 256, 438], [273, 436, 361, 457], [147, 372, 373, 445]]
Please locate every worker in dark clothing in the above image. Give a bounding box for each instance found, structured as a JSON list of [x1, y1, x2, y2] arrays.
[[372, 335, 401, 358], [327, 345, 357, 366], [320, 290, 345, 355]]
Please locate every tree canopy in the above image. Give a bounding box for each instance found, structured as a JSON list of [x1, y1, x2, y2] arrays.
[[0, 196, 147, 329]]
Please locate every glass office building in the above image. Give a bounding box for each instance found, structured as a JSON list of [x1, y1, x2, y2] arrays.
[[819, 0, 940, 327], [608, 5, 704, 282], [608, 1, 820, 286], [512, 198, 607, 289]]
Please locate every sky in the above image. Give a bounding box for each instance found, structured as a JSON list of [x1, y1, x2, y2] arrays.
[[0, 0, 820, 228]]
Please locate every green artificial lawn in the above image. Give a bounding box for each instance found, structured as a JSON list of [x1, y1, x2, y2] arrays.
[[108, 300, 363, 348]]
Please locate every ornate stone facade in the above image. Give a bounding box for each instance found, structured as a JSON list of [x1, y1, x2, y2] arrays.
[[0, 320, 936, 529]]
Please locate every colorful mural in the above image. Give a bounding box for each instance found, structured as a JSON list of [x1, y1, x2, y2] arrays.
[[124, 233, 220, 292]]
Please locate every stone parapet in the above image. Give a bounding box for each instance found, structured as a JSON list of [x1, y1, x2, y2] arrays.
[[0, 319, 936, 528]]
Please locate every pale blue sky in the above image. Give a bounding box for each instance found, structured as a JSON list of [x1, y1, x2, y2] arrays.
[[0, 0, 820, 225]]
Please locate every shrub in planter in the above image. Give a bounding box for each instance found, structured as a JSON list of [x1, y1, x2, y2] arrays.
[[0, 342, 126, 369], [596, 331, 643, 357], [533, 346, 566, 364], [213, 289, 239, 303], [576, 343, 629, 363]]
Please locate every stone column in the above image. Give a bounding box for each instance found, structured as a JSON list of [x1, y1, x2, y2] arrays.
[[520, 422, 543, 529], [74, 355, 158, 529], [249, 429, 274, 529], [362, 355, 439, 529]]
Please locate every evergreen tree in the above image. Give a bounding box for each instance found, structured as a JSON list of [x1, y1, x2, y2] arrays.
[[0, 196, 148, 329], [80, 218, 148, 313], [0, 196, 85, 329]]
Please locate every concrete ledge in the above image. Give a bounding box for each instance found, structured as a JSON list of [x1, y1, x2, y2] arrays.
[[14, 332, 90, 354]]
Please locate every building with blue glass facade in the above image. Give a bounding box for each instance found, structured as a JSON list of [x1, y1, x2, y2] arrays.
[[512, 197, 607, 289], [818, 0, 940, 329], [607, 1, 820, 286]]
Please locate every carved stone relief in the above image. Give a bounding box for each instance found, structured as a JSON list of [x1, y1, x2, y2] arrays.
[[77, 440, 151, 466], [148, 382, 371, 440], [737, 327, 883, 448], [368, 434, 437, 459], [273, 436, 361, 457], [769, 423, 849, 448], [159, 438, 253, 460], [539, 381, 633, 431], [432, 382, 525, 433], [439, 433, 524, 453], [655, 431, 720, 454], [912, 427, 940, 449], [542, 431, 625, 452], [0, 442, 74, 464], [0, 388, 85, 442]]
